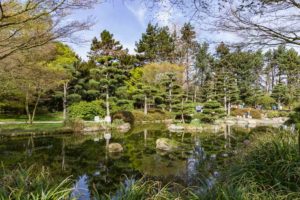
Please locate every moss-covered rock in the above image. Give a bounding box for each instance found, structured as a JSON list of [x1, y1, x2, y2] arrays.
[[156, 138, 179, 151]]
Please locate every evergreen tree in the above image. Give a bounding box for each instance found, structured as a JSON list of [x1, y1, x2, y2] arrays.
[[135, 23, 175, 63], [179, 23, 198, 100], [87, 30, 130, 117], [198, 100, 225, 123], [271, 83, 290, 106]]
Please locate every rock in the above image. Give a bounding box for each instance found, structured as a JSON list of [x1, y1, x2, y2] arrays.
[[243, 139, 251, 146], [104, 116, 111, 123], [83, 126, 101, 132], [108, 143, 123, 153], [117, 123, 131, 132], [210, 154, 217, 159], [168, 124, 184, 131], [156, 138, 179, 151]]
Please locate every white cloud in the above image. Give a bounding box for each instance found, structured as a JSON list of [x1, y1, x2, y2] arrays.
[[155, 0, 173, 26], [125, 2, 147, 27]]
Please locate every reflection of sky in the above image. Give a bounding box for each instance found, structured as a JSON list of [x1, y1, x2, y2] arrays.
[[71, 175, 91, 200], [66, 0, 241, 60]]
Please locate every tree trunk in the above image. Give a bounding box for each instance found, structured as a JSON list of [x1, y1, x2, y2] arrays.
[[63, 82, 68, 121], [228, 101, 231, 116], [181, 98, 185, 123], [193, 86, 198, 102], [106, 88, 110, 117], [185, 51, 190, 101], [224, 89, 227, 114], [31, 92, 42, 124], [144, 95, 148, 115], [25, 90, 32, 124], [169, 84, 172, 112]]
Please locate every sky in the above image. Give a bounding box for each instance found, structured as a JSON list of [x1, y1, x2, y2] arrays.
[[67, 0, 238, 60]]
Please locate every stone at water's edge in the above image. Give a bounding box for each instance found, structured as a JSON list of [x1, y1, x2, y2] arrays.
[[117, 123, 131, 132], [108, 143, 123, 153], [156, 138, 179, 151], [168, 124, 184, 131]]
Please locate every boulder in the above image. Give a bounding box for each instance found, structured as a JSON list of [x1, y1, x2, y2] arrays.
[[117, 123, 131, 132], [108, 143, 123, 153], [243, 139, 251, 146], [156, 138, 179, 151], [168, 124, 184, 131]]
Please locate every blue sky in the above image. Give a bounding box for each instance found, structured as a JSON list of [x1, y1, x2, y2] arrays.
[[67, 0, 238, 60]]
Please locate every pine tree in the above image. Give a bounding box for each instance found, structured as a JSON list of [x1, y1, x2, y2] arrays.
[[198, 100, 225, 123], [135, 23, 175, 63], [87, 30, 129, 117], [271, 83, 290, 106], [179, 23, 198, 100]]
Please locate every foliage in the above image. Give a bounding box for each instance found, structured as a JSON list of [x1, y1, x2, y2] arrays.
[[287, 106, 300, 130], [196, 100, 225, 123], [65, 118, 85, 132], [231, 108, 262, 119], [203, 131, 300, 200], [135, 23, 175, 62], [265, 110, 290, 118], [68, 100, 105, 120], [132, 110, 173, 122], [0, 165, 73, 200], [112, 111, 135, 125], [256, 94, 276, 109]]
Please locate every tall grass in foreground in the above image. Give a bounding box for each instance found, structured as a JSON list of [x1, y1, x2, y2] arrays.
[[200, 130, 300, 200], [102, 131, 300, 200], [0, 165, 73, 200], [97, 179, 187, 200]]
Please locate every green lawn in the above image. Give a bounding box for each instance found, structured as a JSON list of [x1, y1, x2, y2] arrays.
[[0, 123, 64, 131], [0, 112, 63, 122]]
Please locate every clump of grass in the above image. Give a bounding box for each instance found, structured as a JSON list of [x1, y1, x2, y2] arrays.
[[0, 165, 73, 200], [201, 131, 300, 200], [97, 178, 187, 200]]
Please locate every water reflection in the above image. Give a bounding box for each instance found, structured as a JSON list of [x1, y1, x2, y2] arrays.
[[0, 124, 255, 199]]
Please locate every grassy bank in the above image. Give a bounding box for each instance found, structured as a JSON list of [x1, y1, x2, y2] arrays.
[[0, 112, 63, 122], [0, 123, 72, 137]]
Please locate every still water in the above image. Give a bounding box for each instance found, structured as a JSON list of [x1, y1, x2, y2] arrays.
[[0, 124, 253, 199]]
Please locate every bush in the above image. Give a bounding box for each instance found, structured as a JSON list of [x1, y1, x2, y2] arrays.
[[231, 108, 262, 119], [65, 118, 84, 132], [256, 94, 276, 109], [132, 110, 172, 122], [68, 100, 105, 120], [196, 100, 225, 123], [112, 111, 135, 125], [266, 110, 290, 118], [116, 100, 134, 111]]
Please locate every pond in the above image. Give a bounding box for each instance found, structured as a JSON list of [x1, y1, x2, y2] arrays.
[[0, 124, 255, 199]]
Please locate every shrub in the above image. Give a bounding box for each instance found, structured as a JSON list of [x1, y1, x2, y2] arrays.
[[132, 110, 172, 122], [68, 100, 105, 120], [112, 111, 135, 125], [256, 94, 276, 109], [231, 108, 262, 119], [196, 100, 225, 123], [65, 118, 84, 132], [116, 100, 134, 111]]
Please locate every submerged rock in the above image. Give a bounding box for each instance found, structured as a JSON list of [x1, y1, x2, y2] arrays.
[[243, 139, 251, 146], [108, 143, 123, 153], [156, 138, 179, 151]]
